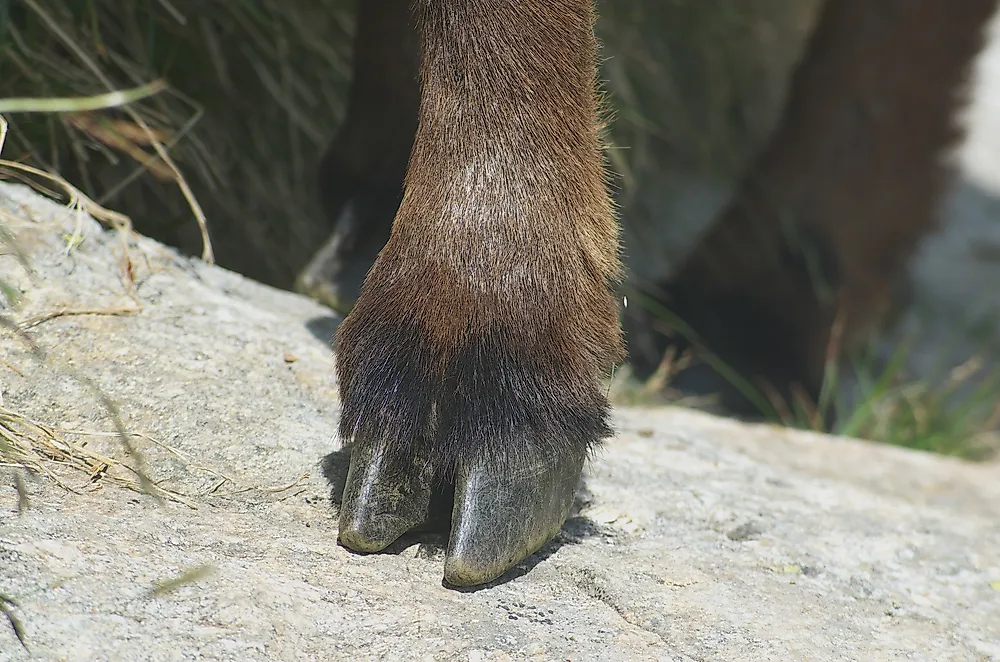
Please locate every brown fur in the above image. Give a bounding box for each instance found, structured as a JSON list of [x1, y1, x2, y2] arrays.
[[334, 0, 623, 473], [330, 0, 998, 448], [633, 0, 998, 415]]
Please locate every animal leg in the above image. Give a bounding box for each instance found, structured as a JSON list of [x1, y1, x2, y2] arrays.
[[297, 0, 420, 314], [333, 0, 623, 587], [633, 0, 999, 420]]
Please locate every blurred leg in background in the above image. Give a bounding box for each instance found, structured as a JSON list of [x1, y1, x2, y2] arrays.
[[629, 0, 999, 423], [297, 0, 420, 314]]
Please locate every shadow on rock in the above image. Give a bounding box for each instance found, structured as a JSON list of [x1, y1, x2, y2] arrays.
[[305, 315, 343, 346]]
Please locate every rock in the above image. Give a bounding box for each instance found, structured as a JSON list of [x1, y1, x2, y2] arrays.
[[1, 181, 998, 661]]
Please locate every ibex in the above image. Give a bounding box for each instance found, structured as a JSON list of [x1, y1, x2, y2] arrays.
[[299, 0, 998, 587]]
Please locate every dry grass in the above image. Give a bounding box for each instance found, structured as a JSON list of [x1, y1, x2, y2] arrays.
[[0, 0, 356, 289], [1, 107, 154, 498], [0, 156, 319, 506], [0, 404, 183, 504]]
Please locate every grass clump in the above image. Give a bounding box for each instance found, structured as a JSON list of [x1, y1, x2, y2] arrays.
[[0, 0, 356, 289], [609, 317, 1000, 462], [0, 99, 157, 490], [836, 340, 1000, 461]]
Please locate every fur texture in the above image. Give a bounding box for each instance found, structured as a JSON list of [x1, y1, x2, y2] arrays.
[[334, 0, 624, 475]]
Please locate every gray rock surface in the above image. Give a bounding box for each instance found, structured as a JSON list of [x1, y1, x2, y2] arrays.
[[1, 181, 998, 662]]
